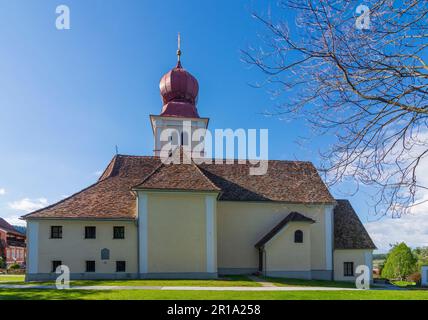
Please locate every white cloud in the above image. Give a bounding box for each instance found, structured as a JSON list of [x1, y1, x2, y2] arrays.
[[8, 198, 48, 213], [94, 170, 103, 176], [365, 210, 428, 253], [365, 136, 428, 252], [0, 188, 5, 195]]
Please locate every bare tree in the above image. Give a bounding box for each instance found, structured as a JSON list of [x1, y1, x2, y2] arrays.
[[243, 0, 428, 217]]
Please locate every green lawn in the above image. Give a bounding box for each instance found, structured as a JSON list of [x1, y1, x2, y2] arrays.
[[66, 275, 260, 287], [0, 275, 260, 287], [0, 288, 428, 300], [0, 275, 26, 283], [390, 280, 416, 287], [262, 276, 356, 288]]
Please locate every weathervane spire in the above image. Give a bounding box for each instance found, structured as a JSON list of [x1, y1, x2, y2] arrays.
[[176, 32, 182, 68]]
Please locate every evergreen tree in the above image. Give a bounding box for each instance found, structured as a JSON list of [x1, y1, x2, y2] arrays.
[[381, 243, 417, 280]]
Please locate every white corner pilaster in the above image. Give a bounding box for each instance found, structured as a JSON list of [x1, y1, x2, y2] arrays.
[[325, 206, 333, 270], [364, 251, 373, 282], [138, 192, 148, 274], [205, 195, 217, 273], [27, 221, 39, 274]]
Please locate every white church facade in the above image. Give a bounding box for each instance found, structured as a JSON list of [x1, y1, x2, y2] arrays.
[[23, 48, 375, 282]]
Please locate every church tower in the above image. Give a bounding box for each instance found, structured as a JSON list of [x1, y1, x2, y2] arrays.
[[150, 35, 209, 158]]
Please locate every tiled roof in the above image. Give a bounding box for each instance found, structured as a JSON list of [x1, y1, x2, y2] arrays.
[[199, 161, 334, 203], [0, 218, 24, 236], [334, 200, 376, 250], [135, 163, 220, 192], [22, 156, 160, 220], [22, 154, 335, 220], [255, 212, 315, 248]]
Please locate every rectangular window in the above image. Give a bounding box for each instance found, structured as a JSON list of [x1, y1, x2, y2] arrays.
[[86, 260, 95, 272], [344, 262, 354, 277], [113, 226, 125, 239], [85, 226, 96, 239], [116, 261, 126, 272], [52, 260, 62, 272], [50, 226, 62, 239]]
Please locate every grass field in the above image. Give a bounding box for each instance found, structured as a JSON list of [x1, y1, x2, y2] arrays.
[[261, 276, 356, 288], [0, 275, 260, 287], [0, 288, 428, 300], [0, 275, 26, 283], [390, 280, 417, 287], [2, 274, 427, 300]]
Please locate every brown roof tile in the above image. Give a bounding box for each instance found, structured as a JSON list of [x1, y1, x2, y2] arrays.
[[199, 160, 334, 203], [22, 156, 161, 220], [22, 155, 335, 220], [334, 200, 376, 250], [135, 162, 220, 192]]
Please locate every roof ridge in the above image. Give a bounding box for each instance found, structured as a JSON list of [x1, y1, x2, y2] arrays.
[[132, 162, 165, 189], [116, 154, 158, 159], [98, 155, 119, 181], [103, 153, 316, 165], [192, 163, 221, 191]]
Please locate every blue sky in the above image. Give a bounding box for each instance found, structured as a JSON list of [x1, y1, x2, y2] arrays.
[[0, 0, 424, 252]]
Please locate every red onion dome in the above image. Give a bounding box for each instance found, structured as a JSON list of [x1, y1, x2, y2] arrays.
[[159, 61, 200, 118]]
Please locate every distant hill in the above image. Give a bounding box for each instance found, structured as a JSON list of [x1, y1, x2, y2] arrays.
[[12, 225, 26, 235], [373, 253, 387, 260]]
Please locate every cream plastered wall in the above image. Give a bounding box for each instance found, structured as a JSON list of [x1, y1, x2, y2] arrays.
[[151, 117, 208, 157], [217, 202, 330, 271], [36, 220, 138, 274], [146, 192, 207, 273], [333, 249, 373, 282], [265, 222, 311, 271]]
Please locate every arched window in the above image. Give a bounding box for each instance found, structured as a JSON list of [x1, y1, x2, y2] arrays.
[[180, 131, 188, 146], [294, 230, 303, 243]]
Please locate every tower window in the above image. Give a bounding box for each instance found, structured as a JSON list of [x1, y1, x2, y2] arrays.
[[294, 230, 303, 243]]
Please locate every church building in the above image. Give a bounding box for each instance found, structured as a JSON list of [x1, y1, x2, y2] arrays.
[[22, 45, 376, 282]]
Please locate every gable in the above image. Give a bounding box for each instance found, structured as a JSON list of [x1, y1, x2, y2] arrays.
[[255, 212, 315, 248]]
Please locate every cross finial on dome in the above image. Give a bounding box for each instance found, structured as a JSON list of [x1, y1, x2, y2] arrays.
[[176, 32, 182, 68]]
